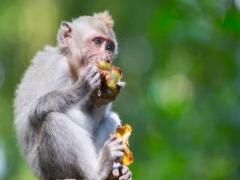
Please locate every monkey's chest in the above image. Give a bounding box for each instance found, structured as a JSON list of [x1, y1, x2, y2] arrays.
[[65, 107, 95, 134]]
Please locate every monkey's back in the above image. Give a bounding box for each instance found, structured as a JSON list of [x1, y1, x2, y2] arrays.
[[14, 46, 73, 175]]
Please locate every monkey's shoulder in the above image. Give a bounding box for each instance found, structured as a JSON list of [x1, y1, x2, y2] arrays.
[[31, 46, 65, 69], [16, 46, 72, 101]]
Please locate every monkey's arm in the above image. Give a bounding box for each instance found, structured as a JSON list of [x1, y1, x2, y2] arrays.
[[29, 64, 100, 126], [96, 112, 132, 180]]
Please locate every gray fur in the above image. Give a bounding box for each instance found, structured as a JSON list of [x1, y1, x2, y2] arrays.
[[14, 46, 122, 180], [14, 12, 132, 180]]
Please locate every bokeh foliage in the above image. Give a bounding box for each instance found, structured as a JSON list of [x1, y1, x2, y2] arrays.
[[0, 0, 240, 179]]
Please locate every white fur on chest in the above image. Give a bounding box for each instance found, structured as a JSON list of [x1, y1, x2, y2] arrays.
[[65, 103, 111, 136], [66, 104, 94, 134]]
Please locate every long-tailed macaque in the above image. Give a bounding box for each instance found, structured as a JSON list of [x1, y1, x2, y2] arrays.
[[14, 11, 132, 180]]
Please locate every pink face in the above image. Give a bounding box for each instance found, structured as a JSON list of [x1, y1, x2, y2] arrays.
[[82, 35, 116, 63]]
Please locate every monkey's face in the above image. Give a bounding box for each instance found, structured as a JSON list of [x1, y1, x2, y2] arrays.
[[58, 11, 118, 65], [81, 34, 116, 64]]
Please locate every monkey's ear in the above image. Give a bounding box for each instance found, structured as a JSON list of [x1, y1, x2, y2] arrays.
[[93, 10, 114, 28], [57, 21, 72, 47]]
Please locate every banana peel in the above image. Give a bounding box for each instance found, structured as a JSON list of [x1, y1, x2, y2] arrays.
[[90, 60, 125, 106], [115, 124, 133, 166]]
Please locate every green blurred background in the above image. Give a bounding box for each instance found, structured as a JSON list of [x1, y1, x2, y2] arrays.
[[0, 0, 240, 179]]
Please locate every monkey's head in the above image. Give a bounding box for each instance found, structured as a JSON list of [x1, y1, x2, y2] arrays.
[[57, 11, 118, 66]]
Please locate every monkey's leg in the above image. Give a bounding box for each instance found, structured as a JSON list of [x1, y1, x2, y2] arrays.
[[92, 112, 123, 179], [38, 112, 99, 180], [96, 113, 132, 180]]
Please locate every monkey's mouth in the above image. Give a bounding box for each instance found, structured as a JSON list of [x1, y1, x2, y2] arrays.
[[103, 58, 111, 63], [87, 55, 112, 64]]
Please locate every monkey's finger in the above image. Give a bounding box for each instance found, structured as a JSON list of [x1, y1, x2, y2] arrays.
[[90, 79, 101, 89], [112, 168, 120, 177], [113, 162, 121, 169], [119, 171, 132, 180], [110, 138, 123, 146], [109, 134, 118, 141], [112, 144, 125, 151], [86, 66, 98, 79], [121, 166, 129, 175], [111, 144, 124, 152], [112, 151, 124, 160], [78, 69, 88, 80], [91, 72, 100, 83], [83, 64, 93, 73], [86, 63, 94, 70], [81, 64, 94, 77]]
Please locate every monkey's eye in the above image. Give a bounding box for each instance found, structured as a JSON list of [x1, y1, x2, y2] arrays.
[[94, 38, 102, 46], [105, 42, 115, 52]]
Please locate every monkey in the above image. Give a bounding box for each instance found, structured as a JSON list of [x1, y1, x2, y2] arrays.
[[14, 11, 132, 180]]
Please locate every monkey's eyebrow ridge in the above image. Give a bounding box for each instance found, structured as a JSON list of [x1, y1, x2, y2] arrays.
[[93, 36, 114, 45]]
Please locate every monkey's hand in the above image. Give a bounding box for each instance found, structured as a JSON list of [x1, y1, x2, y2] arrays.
[[98, 135, 125, 180], [71, 64, 101, 99], [107, 163, 132, 180]]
